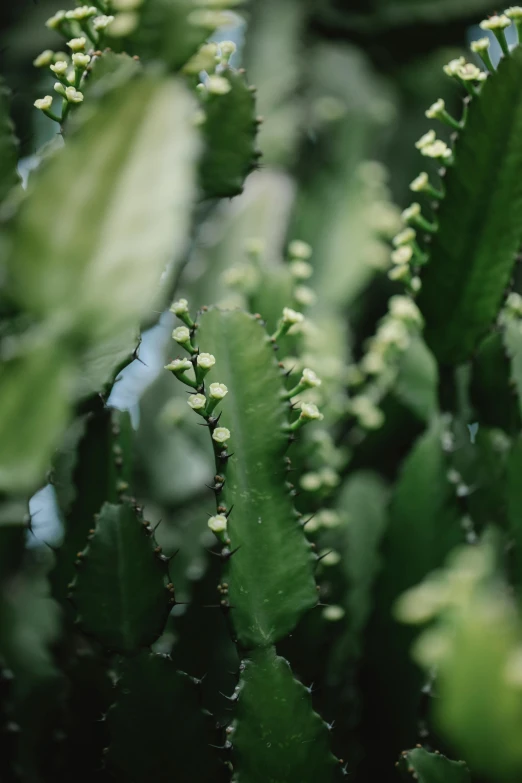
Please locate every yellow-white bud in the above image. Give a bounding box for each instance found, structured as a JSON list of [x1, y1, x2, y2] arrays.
[[220, 40, 237, 57], [288, 240, 313, 260], [46, 11, 66, 29], [480, 14, 511, 30], [389, 295, 423, 325], [105, 12, 137, 36], [421, 140, 452, 161], [206, 75, 231, 95], [300, 473, 323, 492], [388, 264, 411, 282], [391, 245, 413, 265], [443, 56, 466, 77], [319, 510, 341, 528], [72, 53, 91, 68], [170, 298, 189, 316], [301, 368, 321, 388], [183, 43, 219, 75], [188, 394, 207, 411], [212, 427, 231, 444], [425, 98, 445, 119], [506, 7, 522, 20], [34, 96, 53, 111], [164, 358, 192, 373], [410, 172, 429, 192], [209, 383, 228, 400], [470, 37, 491, 53], [282, 307, 304, 325], [66, 5, 98, 20], [392, 228, 416, 247], [290, 260, 313, 280], [197, 353, 216, 370], [172, 326, 191, 344], [54, 82, 67, 97], [322, 605, 345, 622], [401, 203, 421, 222], [33, 50, 55, 68], [294, 286, 317, 307], [415, 129, 436, 150], [65, 87, 84, 103], [300, 402, 324, 422], [93, 15, 115, 31], [50, 60, 68, 76], [457, 63, 482, 81], [208, 514, 228, 533]]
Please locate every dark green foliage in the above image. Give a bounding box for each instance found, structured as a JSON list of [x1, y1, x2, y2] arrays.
[[200, 69, 260, 199], [106, 652, 222, 783], [470, 331, 521, 432], [231, 646, 337, 783], [0, 78, 19, 205], [70, 501, 171, 654], [398, 747, 470, 783], [418, 46, 522, 364]]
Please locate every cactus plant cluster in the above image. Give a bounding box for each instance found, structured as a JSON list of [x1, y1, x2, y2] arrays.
[[5, 1, 522, 782]]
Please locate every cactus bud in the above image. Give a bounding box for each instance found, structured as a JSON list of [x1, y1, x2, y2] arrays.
[[212, 427, 231, 444], [67, 37, 87, 52]]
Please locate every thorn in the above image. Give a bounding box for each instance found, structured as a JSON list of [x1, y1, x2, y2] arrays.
[[302, 513, 318, 528], [316, 550, 333, 564], [222, 545, 241, 561], [224, 505, 234, 519]]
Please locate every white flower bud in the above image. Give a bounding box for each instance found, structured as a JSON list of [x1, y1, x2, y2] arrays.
[[457, 63, 482, 81], [66, 69, 76, 84], [54, 82, 67, 97], [410, 172, 429, 193], [506, 7, 522, 19], [67, 37, 87, 52], [480, 14, 511, 30], [50, 60, 68, 76], [72, 53, 91, 68], [46, 11, 66, 29], [300, 402, 324, 421], [425, 98, 445, 119], [197, 353, 216, 370], [33, 50, 55, 68], [392, 228, 416, 247], [66, 5, 98, 20], [183, 43, 219, 74], [290, 260, 313, 280], [322, 605, 345, 622], [206, 75, 231, 95], [187, 394, 207, 411], [320, 468, 340, 488], [401, 203, 421, 222], [415, 129, 436, 149], [389, 295, 423, 325], [443, 56, 466, 77], [376, 320, 410, 350], [319, 550, 341, 567], [319, 510, 341, 528], [410, 276, 422, 293], [212, 427, 231, 444], [220, 40, 237, 57], [65, 87, 84, 103], [164, 358, 192, 373], [391, 245, 413, 265], [421, 140, 452, 160], [208, 514, 228, 533], [470, 37, 491, 52], [34, 95, 53, 111], [93, 15, 115, 31], [301, 368, 321, 388], [294, 286, 316, 307], [105, 12, 137, 36], [300, 472, 322, 492], [209, 383, 228, 400], [388, 264, 410, 282], [282, 307, 304, 325], [170, 298, 189, 316], [172, 327, 191, 345], [288, 240, 312, 260]]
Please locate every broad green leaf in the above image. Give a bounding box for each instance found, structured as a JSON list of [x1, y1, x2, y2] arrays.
[[503, 316, 522, 419], [398, 747, 470, 783], [200, 68, 259, 199], [417, 46, 522, 364], [471, 331, 520, 432], [7, 74, 200, 342], [0, 340, 73, 493], [359, 417, 463, 776], [71, 501, 171, 654], [107, 652, 221, 783], [195, 308, 318, 648], [232, 646, 337, 783]]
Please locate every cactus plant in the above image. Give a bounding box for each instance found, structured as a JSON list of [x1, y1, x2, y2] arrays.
[[6, 2, 522, 782]]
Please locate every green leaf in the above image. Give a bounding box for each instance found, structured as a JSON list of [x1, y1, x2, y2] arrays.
[[200, 68, 259, 199], [471, 331, 520, 431], [359, 417, 463, 776], [0, 340, 73, 493], [106, 652, 221, 783], [398, 747, 470, 783], [232, 646, 337, 783], [0, 77, 19, 204], [503, 316, 522, 419], [51, 407, 134, 609], [392, 334, 438, 422], [417, 46, 522, 364], [7, 74, 200, 343], [195, 308, 318, 648], [507, 434, 522, 590], [71, 501, 171, 654]]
